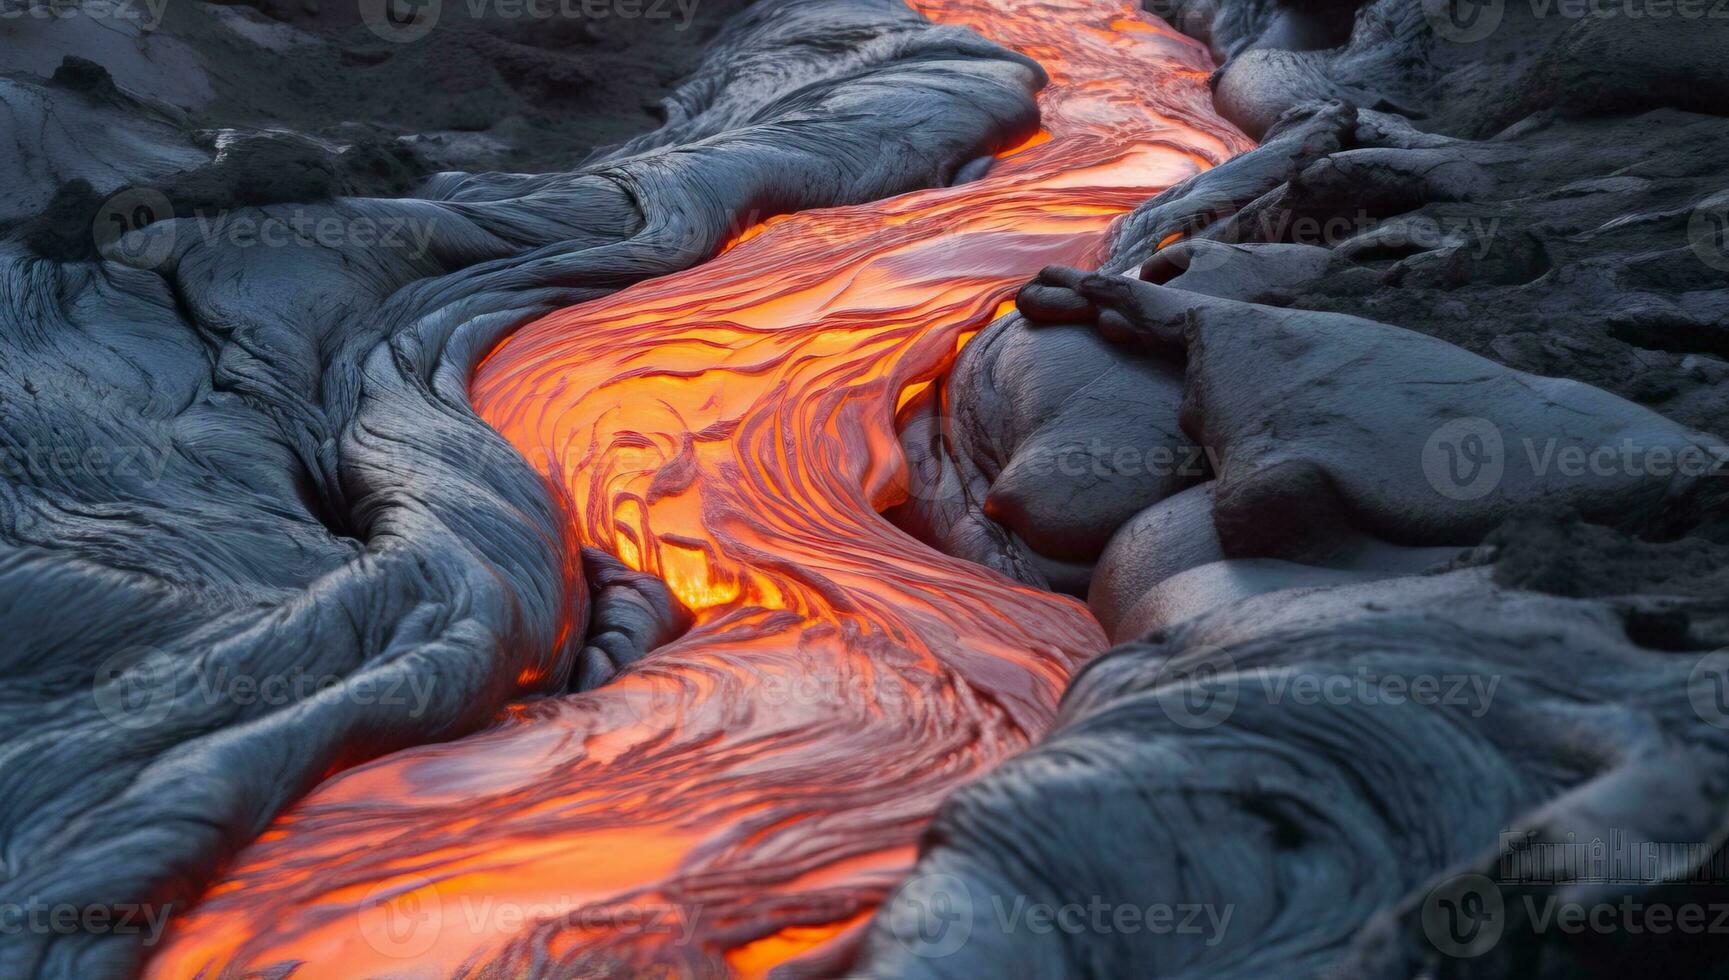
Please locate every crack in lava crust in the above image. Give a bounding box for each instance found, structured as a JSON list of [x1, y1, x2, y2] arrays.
[[146, 2, 1250, 976]]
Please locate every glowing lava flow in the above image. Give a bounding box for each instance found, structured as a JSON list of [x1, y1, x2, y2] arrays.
[[146, 2, 1249, 976]]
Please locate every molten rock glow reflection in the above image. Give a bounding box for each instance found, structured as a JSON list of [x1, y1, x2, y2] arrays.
[[147, 1, 1248, 975]]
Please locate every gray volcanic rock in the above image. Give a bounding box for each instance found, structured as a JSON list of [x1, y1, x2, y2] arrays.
[[1122, 105, 1729, 434], [868, 0, 1729, 975], [0, 2, 1045, 975], [0, 63, 210, 225], [573, 546, 694, 691], [1087, 479, 1464, 641], [0, 0, 760, 174], [1026, 266, 1725, 559], [1166, 0, 1729, 140], [888, 315, 1198, 594], [1086, 481, 1221, 635], [863, 567, 1729, 978], [893, 4, 1729, 611]]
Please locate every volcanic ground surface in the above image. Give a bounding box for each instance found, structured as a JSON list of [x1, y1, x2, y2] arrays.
[[2, 0, 1728, 977]]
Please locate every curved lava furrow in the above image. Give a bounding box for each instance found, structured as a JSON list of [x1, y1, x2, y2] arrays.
[[146, 2, 1249, 976]]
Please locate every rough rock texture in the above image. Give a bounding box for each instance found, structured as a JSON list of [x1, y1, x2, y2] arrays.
[[868, 0, 1729, 975], [0, 0, 755, 179], [0, 2, 1043, 975], [865, 568, 1729, 978]]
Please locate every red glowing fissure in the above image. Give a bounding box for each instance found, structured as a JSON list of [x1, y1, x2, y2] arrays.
[[147, 2, 1250, 976]]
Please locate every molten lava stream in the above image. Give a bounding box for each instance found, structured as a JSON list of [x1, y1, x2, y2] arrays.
[[146, 1, 1250, 976]]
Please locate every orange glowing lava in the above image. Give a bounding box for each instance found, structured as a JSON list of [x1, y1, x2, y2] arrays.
[[146, 2, 1249, 977]]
